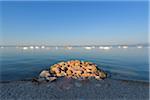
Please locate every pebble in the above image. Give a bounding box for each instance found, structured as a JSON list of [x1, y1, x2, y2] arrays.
[[95, 83, 101, 87], [75, 82, 82, 87], [39, 70, 51, 78]]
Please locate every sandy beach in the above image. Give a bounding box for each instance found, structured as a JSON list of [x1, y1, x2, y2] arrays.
[[0, 78, 149, 100]]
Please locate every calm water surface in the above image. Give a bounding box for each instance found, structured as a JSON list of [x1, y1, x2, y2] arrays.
[[0, 47, 149, 82]]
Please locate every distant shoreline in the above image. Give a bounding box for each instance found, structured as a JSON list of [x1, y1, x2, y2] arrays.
[[0, 43, 149, 47]]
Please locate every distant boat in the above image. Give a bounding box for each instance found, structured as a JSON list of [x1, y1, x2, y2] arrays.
[[41, 46, 45, 49], [23, 47, 28, 50], [137, 46, 143, 48], [99, 46, 111, 50], [122, 46, 128, 49], [67, 47, 72, 50], [35, 46, 39, 49], [99, 46, 104, 49], [84, 47, 92, 50], [103, 46, 111, 50], [29, 46, 34, 49]]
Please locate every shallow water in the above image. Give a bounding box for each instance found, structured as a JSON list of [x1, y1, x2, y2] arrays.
[[0, 46, 149, 82]]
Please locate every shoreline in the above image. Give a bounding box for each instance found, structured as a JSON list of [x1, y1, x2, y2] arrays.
[[0, 78, 149, 100], [0, 77, 149, 84]]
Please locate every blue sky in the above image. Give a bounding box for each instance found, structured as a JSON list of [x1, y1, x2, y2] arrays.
[[1, 1, 148, 45]]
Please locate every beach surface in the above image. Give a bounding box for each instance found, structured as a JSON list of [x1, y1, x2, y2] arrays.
[[0, 78, 149, 100]]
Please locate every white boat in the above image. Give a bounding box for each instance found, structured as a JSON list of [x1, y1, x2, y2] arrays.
[[29, 46, 34, 49], [23, 47, 28, 50], [84, 47, 92, 50], [0, 46, 4, 49], [35, 46, 39, 49], [67, 47, 72, 50], [103, 46, 111, 50], [122, 46, 128, 49], [99, 46, 111, 50], [99, 46, 104, 49], [41, 46, 45, 49], [137, 46, 143, 48]]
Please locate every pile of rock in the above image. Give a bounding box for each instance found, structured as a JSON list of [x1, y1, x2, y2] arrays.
[[39, 60, 107, 82]]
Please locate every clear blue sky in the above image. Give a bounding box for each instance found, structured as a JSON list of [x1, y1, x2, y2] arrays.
[[1, 1, 148, 45]]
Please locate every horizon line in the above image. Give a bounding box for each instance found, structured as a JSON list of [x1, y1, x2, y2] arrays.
[[0, 43, 149, 47]]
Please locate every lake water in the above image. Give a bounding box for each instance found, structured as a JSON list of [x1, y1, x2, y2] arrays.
[[0, 46, 149, 82]]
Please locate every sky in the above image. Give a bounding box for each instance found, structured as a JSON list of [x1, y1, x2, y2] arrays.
[[1, 1, 149, 45]]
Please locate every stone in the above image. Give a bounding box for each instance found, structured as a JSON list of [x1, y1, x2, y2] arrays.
[[95, 76, 101, 80], [38, 77, 46, 82], [75, 82, 82, 87], [58, 62, 65, 66], [60, 71, 67, 76], [46, 77, 57, 82], [32, 78, 39, 83], [66, 70, 72, 76], [39, 70, 51, 78], [99, 71, 107, 79], [39, 60, 107, 82]]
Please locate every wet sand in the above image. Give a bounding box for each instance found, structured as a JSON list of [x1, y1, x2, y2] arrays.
[[0, 78, 149, 100]]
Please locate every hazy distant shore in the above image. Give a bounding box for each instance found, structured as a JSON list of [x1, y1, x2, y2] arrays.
[[0, 78, 149, 100]]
